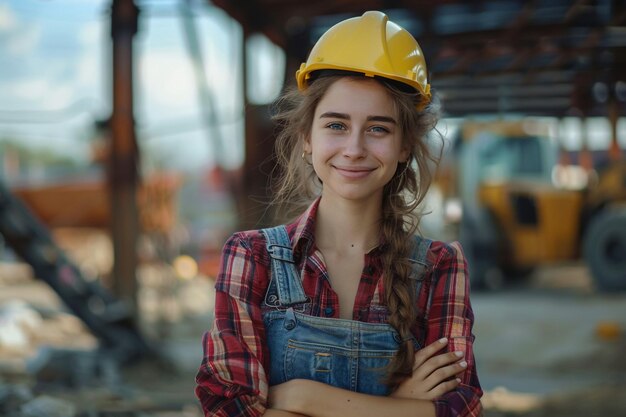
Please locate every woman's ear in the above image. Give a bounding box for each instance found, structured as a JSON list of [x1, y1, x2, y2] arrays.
[[399, 147, 411, 163], [303, 137, 312, 154]]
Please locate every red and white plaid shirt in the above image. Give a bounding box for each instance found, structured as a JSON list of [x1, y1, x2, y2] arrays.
[[195, 198, 483, 417]]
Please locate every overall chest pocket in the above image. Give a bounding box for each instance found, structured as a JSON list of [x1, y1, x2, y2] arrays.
[[283, 338, 397, 395]]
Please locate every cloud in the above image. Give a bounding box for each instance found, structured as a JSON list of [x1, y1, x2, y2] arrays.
[[78, 20, 103, 46], [11, 25, 42, 55], [0, 3, 17, 32], [8, 77, 75, 111], [139, 50, 197, 108], [11, 79, 50, 100], [76, 20, 106, 91], [77, 52, 100, 87], [41, 84, 74, 110], [0, 4, 41, 56]]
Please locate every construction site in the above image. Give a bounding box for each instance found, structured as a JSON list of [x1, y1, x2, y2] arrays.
[[1, 1, 625, 416]]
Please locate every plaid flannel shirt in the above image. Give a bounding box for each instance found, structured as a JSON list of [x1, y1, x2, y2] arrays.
[[195, 199, 483, 417]]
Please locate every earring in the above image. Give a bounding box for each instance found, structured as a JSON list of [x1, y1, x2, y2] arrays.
[[301, 151, 312, 165]]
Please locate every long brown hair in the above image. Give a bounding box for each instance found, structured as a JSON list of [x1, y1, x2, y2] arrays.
[[271, 74, 441, 387]]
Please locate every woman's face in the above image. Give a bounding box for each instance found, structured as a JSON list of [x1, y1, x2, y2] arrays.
[[305, 77, 409, 204]]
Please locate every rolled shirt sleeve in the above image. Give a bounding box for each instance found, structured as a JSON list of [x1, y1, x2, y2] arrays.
[[427, 241, 483, 417], [195, 233, 271, 417]]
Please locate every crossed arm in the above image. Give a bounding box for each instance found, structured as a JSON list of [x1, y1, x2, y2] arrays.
[[265, 337, 466, 417]]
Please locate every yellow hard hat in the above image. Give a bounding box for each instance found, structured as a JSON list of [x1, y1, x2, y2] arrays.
[[296, 11, 431, 110]]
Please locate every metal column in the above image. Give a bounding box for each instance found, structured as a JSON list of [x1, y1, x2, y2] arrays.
[[109, 0, 140, 312]]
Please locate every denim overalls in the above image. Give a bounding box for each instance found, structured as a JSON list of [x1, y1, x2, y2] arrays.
[[261, 226, 432, 396]]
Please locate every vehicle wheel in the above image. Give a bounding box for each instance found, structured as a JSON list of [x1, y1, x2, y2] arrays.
[[583, 209, 626, 291]]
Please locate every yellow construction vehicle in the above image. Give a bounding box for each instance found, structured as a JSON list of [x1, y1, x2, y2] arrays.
[[440, 119, 626, 291]]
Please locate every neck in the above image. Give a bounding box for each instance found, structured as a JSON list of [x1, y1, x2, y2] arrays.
[[315, 196, 382, 253]]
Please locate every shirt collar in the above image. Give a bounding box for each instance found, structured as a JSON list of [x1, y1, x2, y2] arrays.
[[290, 197, 320, 255]]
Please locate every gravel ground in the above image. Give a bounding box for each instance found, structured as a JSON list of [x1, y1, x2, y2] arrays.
[[475, 262, 626, 417]]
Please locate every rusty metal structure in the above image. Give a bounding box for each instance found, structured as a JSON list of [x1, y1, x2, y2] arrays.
[[210, 0, 626, 227], [109, 0, 141, 313]]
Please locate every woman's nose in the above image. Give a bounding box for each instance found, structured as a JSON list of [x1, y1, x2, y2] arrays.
[[342, 132, 366, 158]]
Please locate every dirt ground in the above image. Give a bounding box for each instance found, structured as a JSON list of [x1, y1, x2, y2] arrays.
[[1, 259, 625, 416], [475, 262, 626, 417]]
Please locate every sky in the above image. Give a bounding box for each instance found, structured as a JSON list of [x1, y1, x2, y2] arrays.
[[0, 0, 285, 174]]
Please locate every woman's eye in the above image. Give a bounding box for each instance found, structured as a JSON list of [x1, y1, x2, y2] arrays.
[[327, 122, 345, 130], [369, 125, 390, 134]]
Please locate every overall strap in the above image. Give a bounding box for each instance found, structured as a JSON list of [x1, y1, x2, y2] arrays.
[[261, 226, 308, 306], [409, 235, 433, 296]]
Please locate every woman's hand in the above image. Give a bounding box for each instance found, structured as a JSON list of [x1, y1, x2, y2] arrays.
[[390, 337, 466, 401]]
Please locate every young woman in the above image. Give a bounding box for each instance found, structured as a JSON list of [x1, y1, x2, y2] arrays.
[[195, 11, 482, 417]]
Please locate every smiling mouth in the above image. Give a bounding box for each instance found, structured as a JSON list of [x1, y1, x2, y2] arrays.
[[333, 166, 376, 178]]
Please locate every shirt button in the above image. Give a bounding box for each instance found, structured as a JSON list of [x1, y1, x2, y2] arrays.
[[285, 320, 296, 330], [324, 307, 334, 317]]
